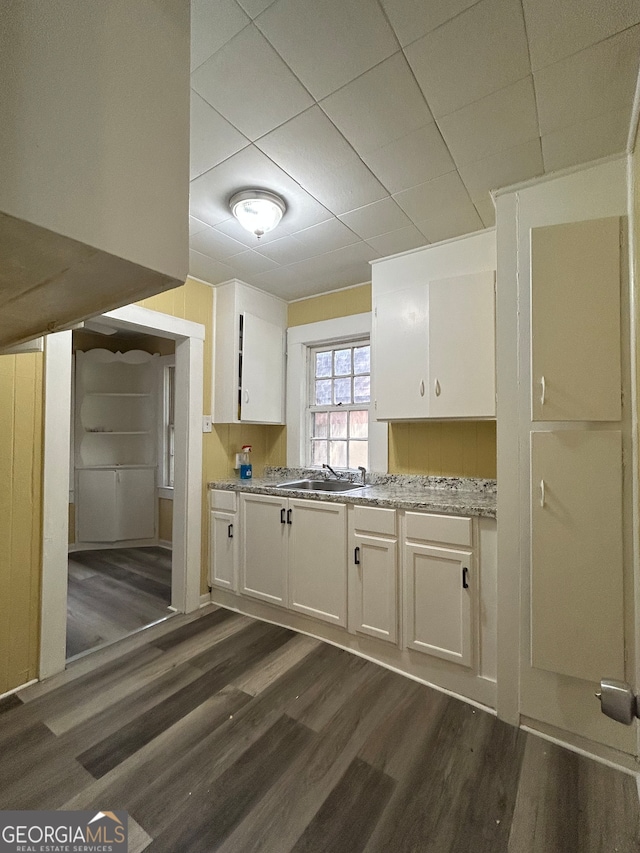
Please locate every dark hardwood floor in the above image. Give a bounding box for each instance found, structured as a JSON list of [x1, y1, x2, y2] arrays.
[[66, 547, 172, 658], [3, 606, 639, 852]]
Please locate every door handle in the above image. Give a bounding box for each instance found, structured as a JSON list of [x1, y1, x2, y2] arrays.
[[434, 379, 441, 397], [287, 508, 292, 525], [462, 566, 469, 589], [354, 546, 360, 565], [419, 379, 425, 397], [540, 376, 546, 406], [244, 390, 249, 404], [540, 479, 545, 508], [280, 508, 286, 524], [227, 523, 233, 539]]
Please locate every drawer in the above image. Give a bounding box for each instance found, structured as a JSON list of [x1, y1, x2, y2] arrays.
[[209, 489, 237, 513], [405, 511, 472, 547], [352, 505, 396, 537]]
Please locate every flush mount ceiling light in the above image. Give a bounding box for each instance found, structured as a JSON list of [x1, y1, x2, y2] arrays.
[[229, 189, 286, 238]]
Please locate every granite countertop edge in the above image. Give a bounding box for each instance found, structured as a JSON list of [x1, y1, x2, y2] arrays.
[[208, 471, 497, 519]]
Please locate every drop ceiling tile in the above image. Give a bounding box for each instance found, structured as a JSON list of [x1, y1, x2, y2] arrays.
[[189, 216, 209, 237], [191, 25, 313, 141], [214, 216, 290, 248], [281, 241, 379, 283], [250, 265, 310, 299], [416, 204, 484, 243], [253, 235, 309, 265], [191, 0, 250, 72], [365, 225, 428, 256], [457, 138, 544, 197], [380, 0, 482, 47], [541, 108, 631, 172], [255, 0, 398, 100], [190, 91, 249, 180], [338, 198, 413, 239], [236, 0, 276, 19], [189, 250, 235, 285], [473, 196, 496, 227], [362, 123, 455, 193], [405, 0, 530, 118], [393, 171, 472, 221], [320, 53, 433, 156], [189, 145, 332, 231], [189, 225, 248, 260], [438, 76, 539, 165], [522, 0, 640, 71], [226, 250, 280, 278], [534, 26, 640, 135], [293, 218, 360, 256], [256, 107, 388, 214]]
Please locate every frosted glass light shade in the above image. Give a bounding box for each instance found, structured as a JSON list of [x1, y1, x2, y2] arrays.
[[229, 190, 286, 238]]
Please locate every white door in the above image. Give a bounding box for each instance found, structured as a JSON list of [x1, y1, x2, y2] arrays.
[[404, 543, 473, 667], [76, 468, 117, 542], [288, 499, 347, 626], [373, 286, 428, 420], [116, 467, 156, 541], [241, 312, 284, 424], [428, 272, 495, 418], [351, 534, 398, 643], [530, 217, 621, 422], [209, 510, 237, 591], [240, 494, 288, 606]]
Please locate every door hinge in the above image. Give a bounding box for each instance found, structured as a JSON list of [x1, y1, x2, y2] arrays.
[[374, 399, 377, 410]]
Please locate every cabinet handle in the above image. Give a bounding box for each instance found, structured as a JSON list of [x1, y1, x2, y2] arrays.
[[462, 566, 469, 589], [280, 508, 286, 524], [354, 546, 360, 565], [287, 508, 292, 525], [540, 479, 545, 508], [244, 389, 249, 404], [540, 376, 546, 406], [434, 378, 441, 397], [419, 379, 425, 397], [228, 523, 233, 539]]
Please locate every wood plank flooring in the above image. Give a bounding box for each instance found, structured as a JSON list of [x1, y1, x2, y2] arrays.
[[66, 547, 172, 658], [3, 606, 638, 852]]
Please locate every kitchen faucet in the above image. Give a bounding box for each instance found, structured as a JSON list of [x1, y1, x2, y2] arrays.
[[322, 463, 344, 480], [322, 463, 367, 486]]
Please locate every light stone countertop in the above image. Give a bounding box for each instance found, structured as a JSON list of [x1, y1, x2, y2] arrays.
[[208, 468, 497, 519]]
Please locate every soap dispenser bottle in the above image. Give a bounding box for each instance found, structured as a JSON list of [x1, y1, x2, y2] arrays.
[[236, 444, 252, 480]]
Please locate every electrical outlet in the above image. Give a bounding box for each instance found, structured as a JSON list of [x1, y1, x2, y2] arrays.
[[202, 415, 212, 433]]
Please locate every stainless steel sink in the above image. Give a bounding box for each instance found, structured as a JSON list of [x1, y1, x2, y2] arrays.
[[276, 479, 364, 493]]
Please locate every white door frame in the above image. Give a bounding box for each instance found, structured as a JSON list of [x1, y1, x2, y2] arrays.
[[40, 304, 205, 680]]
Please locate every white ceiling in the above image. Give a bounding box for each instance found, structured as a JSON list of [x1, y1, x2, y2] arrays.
[[188, 0, 640, 300]]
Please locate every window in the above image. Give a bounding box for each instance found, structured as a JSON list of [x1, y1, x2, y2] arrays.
[[162, 363, 175, 488], [308, 340, 370, 469]]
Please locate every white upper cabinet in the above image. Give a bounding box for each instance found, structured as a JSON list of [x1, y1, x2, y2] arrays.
[[531, 217, 621, 422], [212, 279, 287, 424], [371, 231, 496, 421]]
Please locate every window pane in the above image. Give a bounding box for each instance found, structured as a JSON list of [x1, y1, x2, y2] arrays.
[[329, 440, 347, 467], [354, 375, 370, 403], [334, 349, 351, 376], [313, 411, 328, 438], [315, 379, 332, 405], [315, 351, 332, 378], [349, 410, 368, 439], [334, 377, 351, 404], [330, 410, 347, 438], [353, 345, 370, 375], [312, 441, 328, 466], [349, 440, 368, 469]]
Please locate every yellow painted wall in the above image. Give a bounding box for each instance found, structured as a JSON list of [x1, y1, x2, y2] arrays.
[[0, 353, 43, 694], [138, 278, 286, 592], [288, 283, 497, 477]]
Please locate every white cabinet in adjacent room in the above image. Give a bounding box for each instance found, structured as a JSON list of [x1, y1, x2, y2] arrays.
[[209, 490, 238, 593], [348, 505, 398, 643], [403, 512, 474, 668], [76, 467, 156, 543], [212, 279, 286, 424]]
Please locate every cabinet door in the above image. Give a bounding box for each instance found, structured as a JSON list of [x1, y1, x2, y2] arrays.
[[241, 312, 284, 424], [76, 469, 117, 542], [240, 494, 288, 606], [531, 217, 621, 421], [373, 286, 428, 420], [116, 468, 156, 541], [428, 272, 495, 418], [288, 499, 347, 626], [404, 543, 473, 667], [350, 534, 397, 643], [530, 430, 623, 682], [209, 511, 238, 591]]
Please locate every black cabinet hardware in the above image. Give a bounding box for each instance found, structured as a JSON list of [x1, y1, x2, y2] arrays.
[[354, 546, 361, 565], [287, 508, 293, 525], [228, 523, 233, 539], [281, 508, 286, 524], [462, 566, 469, 589]]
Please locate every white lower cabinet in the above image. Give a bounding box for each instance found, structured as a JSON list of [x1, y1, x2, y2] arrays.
[[240, 494, 348, 626], [76, 467, 155, 543], [403, 512, 474, 668], [209, 490, 238, 592]]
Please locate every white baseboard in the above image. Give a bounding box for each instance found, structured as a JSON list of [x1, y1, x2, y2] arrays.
[[69, 538, 160, 552], [0, 679, 37, 701], [200, 592, 212, 607], [157, 540, 173, 550]]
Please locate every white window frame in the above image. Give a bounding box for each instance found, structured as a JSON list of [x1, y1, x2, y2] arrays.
[[286, 313, 388, 472], [157, 354, 175, 498]]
